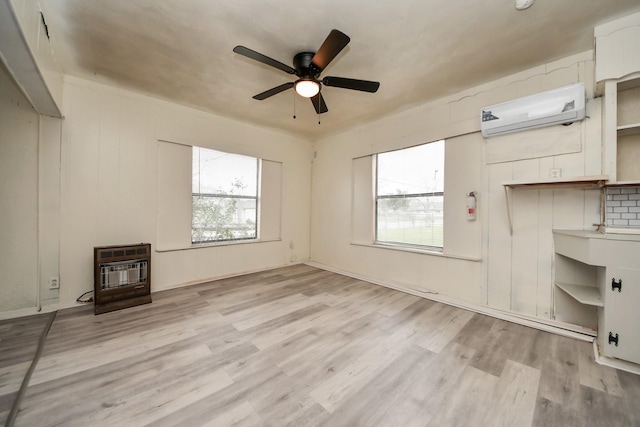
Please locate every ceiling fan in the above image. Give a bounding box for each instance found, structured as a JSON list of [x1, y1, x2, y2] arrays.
[[233, 29, 380, 115]]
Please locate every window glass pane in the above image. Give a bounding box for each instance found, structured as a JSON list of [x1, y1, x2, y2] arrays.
[[376, 140, 445, 249], [376, 195, 443, 247], [192, 146, 258, 243], [192, 147, 257, 196], [192, 196, 257, 243], [377, 141, 444, 195]]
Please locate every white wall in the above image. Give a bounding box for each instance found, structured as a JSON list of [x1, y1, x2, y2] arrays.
[[310, 51, 602, 322], [0, 59, 39, 312], [58, 76, 312, 308]]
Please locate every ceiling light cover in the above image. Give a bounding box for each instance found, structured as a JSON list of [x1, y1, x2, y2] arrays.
[[515, 0, 535, 10], [295, 80, 320, 98]]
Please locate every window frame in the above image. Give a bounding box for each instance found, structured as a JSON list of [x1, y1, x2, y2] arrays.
[[374, 140, 445, 251], [191, 146, 260, 245]]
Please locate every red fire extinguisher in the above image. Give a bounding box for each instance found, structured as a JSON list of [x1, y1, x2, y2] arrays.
[[467, 192, 477, 221]]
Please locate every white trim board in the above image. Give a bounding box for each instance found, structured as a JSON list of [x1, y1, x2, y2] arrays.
[[0, 304, 59, 321]]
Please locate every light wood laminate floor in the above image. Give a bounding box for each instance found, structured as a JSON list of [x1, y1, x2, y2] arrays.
[[4, 265, 640, 426]]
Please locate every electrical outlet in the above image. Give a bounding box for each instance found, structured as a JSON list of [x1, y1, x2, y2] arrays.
[[48, 277, 59, 289], [550, 168, 562, 179]]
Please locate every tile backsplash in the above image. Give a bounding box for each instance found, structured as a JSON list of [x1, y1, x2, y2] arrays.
[[606, 186, 640, 228]]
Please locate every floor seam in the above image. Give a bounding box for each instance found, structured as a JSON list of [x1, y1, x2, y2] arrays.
[[5, 310, 57, 427]]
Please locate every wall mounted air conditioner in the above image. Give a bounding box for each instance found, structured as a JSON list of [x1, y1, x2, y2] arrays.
[[480, 83, 585, 138]]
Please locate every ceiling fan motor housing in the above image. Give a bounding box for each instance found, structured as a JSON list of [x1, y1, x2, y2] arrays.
[[293, 52, 320, 79]]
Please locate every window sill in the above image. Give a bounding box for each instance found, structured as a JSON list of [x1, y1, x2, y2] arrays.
[[350, 241, 481, 262], [156, 238, 281, 253]]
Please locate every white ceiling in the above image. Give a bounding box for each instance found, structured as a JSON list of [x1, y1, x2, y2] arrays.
[[43, 0, 640, 139]]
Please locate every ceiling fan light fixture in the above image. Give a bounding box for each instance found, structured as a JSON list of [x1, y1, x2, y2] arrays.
[[295, 79, 320, 98], [515, 0, 535, 10]]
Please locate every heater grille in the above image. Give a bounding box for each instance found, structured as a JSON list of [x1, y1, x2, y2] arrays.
[[100, 259, 148, 290]]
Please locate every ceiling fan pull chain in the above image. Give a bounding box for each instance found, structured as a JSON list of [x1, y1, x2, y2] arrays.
[[293, 90, 296, 119]]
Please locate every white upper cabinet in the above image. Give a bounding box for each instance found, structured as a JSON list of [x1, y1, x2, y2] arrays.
[[595, 11, 640, 83]]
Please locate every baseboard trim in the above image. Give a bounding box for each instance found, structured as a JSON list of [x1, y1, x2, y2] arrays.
[[0, 304, 59, 321], [152, 261, 306, 293], [305, 261, 596, 343]]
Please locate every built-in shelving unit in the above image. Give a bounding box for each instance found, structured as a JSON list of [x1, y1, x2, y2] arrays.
[[552, 230, 640, 368], [552, 240, 603, 332], [579, 9, 640, 373]]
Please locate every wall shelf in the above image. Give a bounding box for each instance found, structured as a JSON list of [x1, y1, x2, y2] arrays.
[[503, 175, 608, 190], [555, 282, 603, 307], [610, 180, 640, 186], [502, 175, 608, 234]]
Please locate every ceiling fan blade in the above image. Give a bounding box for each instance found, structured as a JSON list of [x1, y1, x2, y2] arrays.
[[253, 82, 294, 100], [311, 29, 350, 72], [310, 93, 328, 114], [233, 46, 296, 75], [322, 76, 380, 93]]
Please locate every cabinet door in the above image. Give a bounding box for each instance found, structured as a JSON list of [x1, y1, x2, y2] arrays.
[[604, 267, 640, 364]]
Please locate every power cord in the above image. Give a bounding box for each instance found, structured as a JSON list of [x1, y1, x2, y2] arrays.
[[76, 290, 94, 303]]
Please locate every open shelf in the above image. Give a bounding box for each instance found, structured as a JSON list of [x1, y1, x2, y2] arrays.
[[617, 123, 640, 137], [555, 282, 603, 307]]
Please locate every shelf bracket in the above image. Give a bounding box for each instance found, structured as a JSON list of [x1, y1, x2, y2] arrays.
[[504, 185, 513, 236]]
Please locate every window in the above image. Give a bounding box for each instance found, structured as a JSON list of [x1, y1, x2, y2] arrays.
[[192, 147, 259, 244], [375, 140, 445, 249]]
